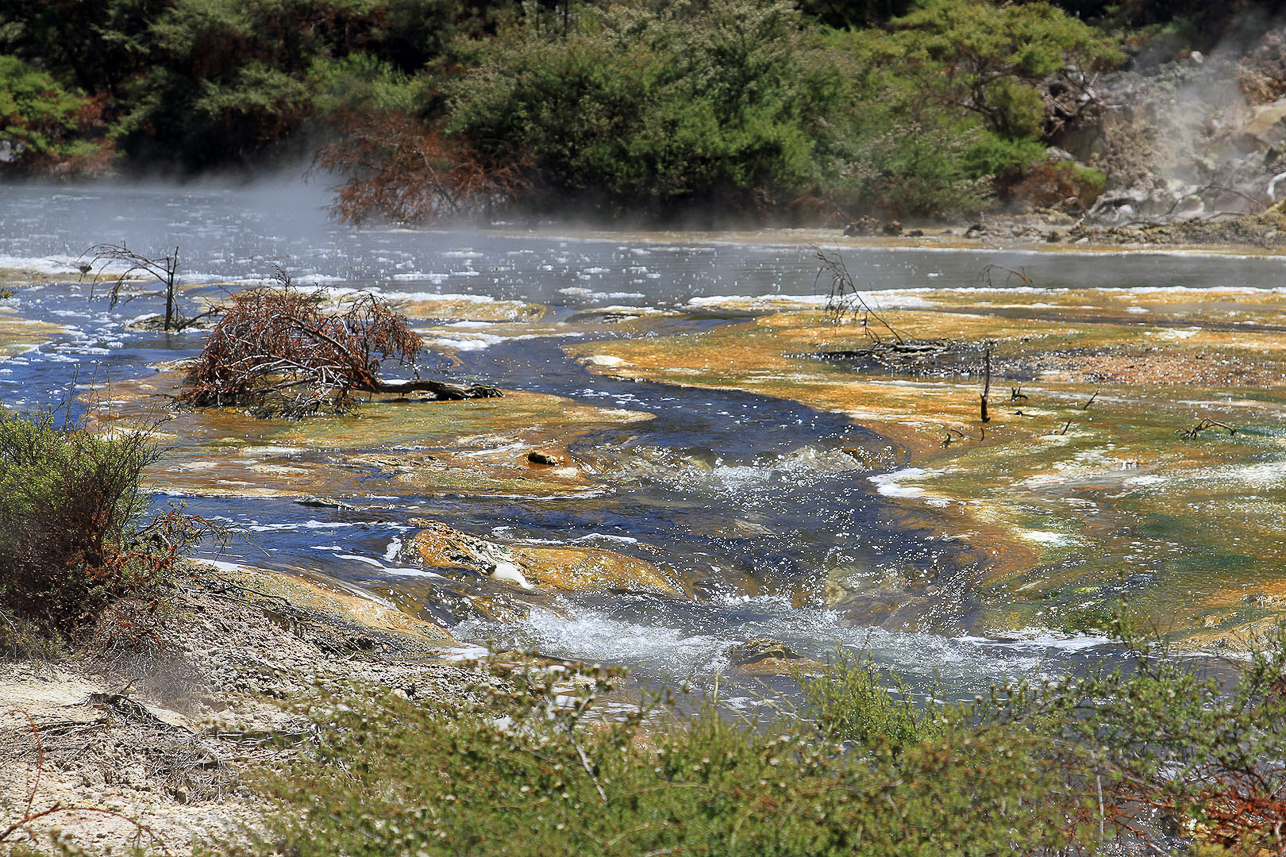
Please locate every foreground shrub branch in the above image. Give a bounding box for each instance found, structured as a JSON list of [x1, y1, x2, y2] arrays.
[[181, 278, 500, 417], [0, 409, 211, 640]]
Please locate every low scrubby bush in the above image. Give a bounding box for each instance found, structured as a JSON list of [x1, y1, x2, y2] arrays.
[[235, 622, 1286, 856], [241, 657, 1085, 857], [0, 409, 201, 641], [797, 646, 946, 750]]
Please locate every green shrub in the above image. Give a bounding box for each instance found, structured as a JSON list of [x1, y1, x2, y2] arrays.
[[0, 409, 200, 639], [237, 655, 1087, 857], [997, 621, 1286, 852], [446, 0, 841, 219], [797, 646, 948, 749], [0, 54, 111, 174], [882, 0, 1124, 140]]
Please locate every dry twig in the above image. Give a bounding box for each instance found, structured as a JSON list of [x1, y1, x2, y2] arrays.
[[815, 249, 905, 343], [1180, 418, 1237, 440]]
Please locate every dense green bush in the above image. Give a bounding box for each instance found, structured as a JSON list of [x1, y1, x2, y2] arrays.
[[881, 0, 1124, 140], [0, 410, 199, 639], [243, 657, 1082, 857], [998, 621, 1286, 851], [797, 646, 946, 749], [0, 0, 1131, 215], [0, 55, 111, 175], [237, 622, 1286, 856], [446, 0, 841, 219]]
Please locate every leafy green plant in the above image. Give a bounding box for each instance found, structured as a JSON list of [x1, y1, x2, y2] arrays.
[[797, 646, 947, 750], [883, 0, 1124, 140], [0, 54, 111, 174], [235, 651, 1087, 857], [443, 0, 841, 220], [1005, 621, 1286, 852], [0, 408, 205, 639]]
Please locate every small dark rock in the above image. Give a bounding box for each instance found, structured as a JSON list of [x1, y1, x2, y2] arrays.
[[726, 638, 804, 667], [527, 451, 560, 466]]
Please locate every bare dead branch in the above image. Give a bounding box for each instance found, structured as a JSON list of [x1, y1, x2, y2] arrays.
[[981, 342, 992, 424], [981, 264, 1034, 288], [181, 272, 500, 417], [312, 110, 528, 225], [78, 243, 207, 332], [814, 249, 905, 344], [1180, 418, 1237, 440]]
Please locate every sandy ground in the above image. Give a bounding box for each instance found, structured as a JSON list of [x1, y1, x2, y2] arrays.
[[0, 566, 478, 855]]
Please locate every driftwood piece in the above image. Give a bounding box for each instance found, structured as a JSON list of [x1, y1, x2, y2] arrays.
[[1179, 418, 1237, 440]]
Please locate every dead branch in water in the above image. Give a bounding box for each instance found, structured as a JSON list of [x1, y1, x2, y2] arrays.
[[942, 426, 967, 448], [980, 264, 1034, 288], [181, 269, 500, 418], [815, 249, 905, 344], [1082, 389, 1099, 410], [1180, 418, 1237, 440], [79, 243, 216, 332], [980, 342, 992, 424]]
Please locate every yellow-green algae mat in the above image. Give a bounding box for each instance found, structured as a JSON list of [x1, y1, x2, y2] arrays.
[[85, 368, 650, 501], [568, 286, 1286, 646], [0, 304, 66, 360]]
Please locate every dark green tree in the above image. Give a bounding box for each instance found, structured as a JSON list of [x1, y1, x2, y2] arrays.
[[445, 0, 844, 219], [883, 0, 1124, 140]]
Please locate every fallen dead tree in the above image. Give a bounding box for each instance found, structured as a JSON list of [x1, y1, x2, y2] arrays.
[[181, 276, 500, 417]]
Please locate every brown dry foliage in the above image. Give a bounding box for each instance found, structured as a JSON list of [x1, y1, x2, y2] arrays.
[[183, 282, 420, 416], [182, 278, 499, 417], [314, 109, 527, 224]]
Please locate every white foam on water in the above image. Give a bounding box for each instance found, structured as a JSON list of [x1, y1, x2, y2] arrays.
[[1017, 530, 1077, 546], [0, 254, 83, 275], [381, 566, 444, 579], [247, 520, 369, 532], [333, 553, 387, 568], [423, 332, 505, 351], [869, 468, 932, 498], [457, 594, 1076, 693]]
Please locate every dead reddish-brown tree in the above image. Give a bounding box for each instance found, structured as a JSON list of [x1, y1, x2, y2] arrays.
[[182, 275, 500, 417], [314, 110, 527, 224]]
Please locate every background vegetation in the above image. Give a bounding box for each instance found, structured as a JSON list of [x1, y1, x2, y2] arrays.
[[0, 0, 1270, 217], [227, 621, 1286, 856]]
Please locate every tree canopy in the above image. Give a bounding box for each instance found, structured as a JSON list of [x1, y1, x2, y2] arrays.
[[10, 0, 1256, 219]]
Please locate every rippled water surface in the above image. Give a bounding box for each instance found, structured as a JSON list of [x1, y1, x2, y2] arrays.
[[4, 180, 1278, 701]]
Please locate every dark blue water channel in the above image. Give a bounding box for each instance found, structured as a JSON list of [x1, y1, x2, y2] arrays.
[[8, 180, 1264, 704]]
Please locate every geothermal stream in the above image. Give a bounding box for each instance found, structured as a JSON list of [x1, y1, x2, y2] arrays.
[[3, 181, 1284, 707]]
